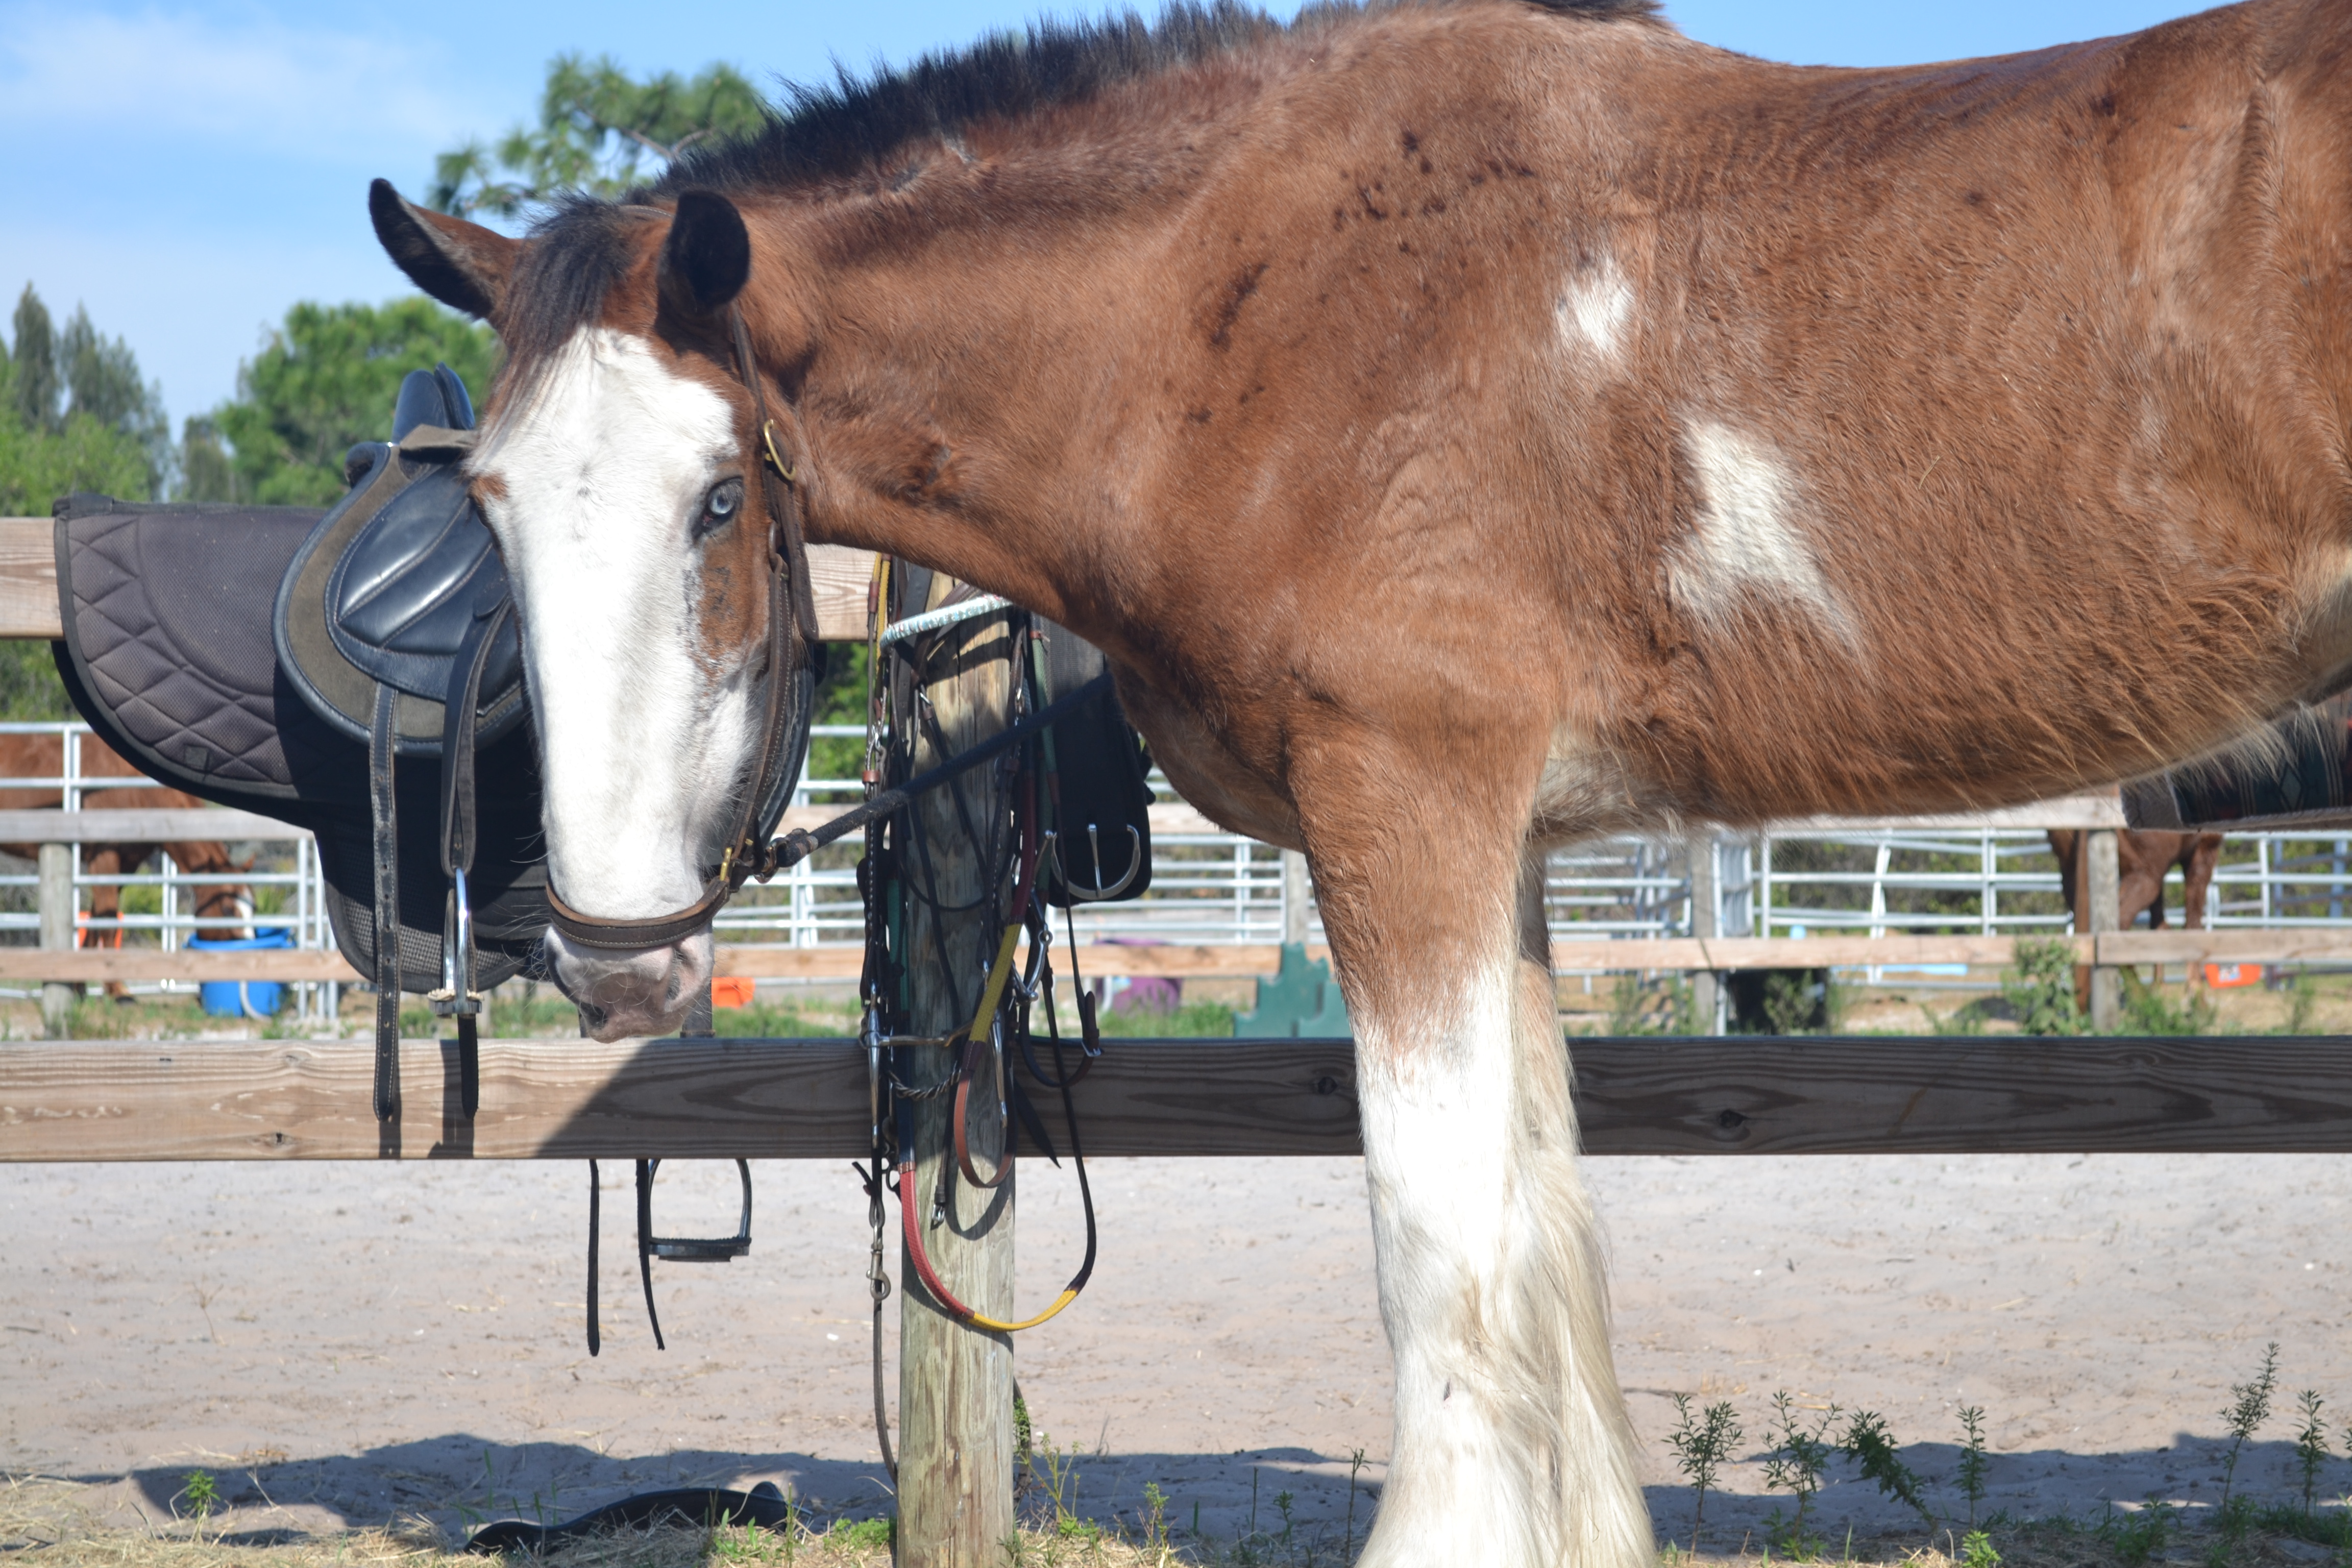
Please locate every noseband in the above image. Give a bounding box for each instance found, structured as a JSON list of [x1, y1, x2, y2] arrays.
[[542, 306, 821, 953]]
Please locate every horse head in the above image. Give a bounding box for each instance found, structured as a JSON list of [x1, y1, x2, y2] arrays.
[[370, 181, 805, 1041]]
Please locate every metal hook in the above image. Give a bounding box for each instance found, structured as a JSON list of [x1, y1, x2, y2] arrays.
[[1044, 822, 1144, 902]]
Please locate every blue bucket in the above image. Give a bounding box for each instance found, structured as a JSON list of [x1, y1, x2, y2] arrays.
[[188, 927, 295, 1018]]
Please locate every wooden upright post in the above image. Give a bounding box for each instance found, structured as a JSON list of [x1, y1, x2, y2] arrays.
[[1281, 848, 1312, 946], [2087, 829, 2122, 1032], [38, 842, 75, 1036], [897, 583, 1017, 1566], [1687, 837, 1722, 1035]]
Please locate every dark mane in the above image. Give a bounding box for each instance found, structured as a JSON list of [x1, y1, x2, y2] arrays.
[[504, 196, 639, 379], [653, 0, 1657, 198], [502, 0, 1653, 376]]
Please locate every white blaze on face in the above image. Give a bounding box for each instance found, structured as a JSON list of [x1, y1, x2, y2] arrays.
[[471, 326, 755, 919], [1668, 419, 1856, 647], [1553, 252, 1633, 362]]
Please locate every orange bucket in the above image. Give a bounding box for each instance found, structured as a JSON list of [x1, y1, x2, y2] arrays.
[[711, 975, 757, 1009], [2203, 963, 2263, 989]]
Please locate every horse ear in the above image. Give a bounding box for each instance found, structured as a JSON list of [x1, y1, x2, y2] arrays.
[[659, 190, 751, 325], [369, 179, 516, 320]]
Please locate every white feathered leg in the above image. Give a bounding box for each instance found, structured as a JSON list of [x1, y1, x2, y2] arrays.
[[1350, 849, 1648, 1568]]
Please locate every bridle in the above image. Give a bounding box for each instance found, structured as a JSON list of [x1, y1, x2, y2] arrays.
[[543, 304, 821, 953]]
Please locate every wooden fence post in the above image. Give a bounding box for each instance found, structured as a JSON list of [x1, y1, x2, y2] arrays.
[[1687, 837, 1722, 1035], [897, 585, 1017, 1567], [2087, 828, 2122, 1031], [1281, 848, 1311, 946], [38, 841, 75, 1036]]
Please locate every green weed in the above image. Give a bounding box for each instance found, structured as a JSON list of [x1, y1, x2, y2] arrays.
[[1840, 1410, 1937, 1532], [2218, 1343, 2279, 1513], [713, 1001, 855, 1039], [2292, 1390, 2333, 1513], [1344, 1448, 1368, 1562], [2098, 1498, 2173, 1567], [1956, 1406, 1991, 1531], [2120, 971, 2217, 1036], [1665, 1393, 1743, 1546], [1760, 970, 1846, 1036], [175, 1471, 217, 1523], [1611, 971, 1697, 1035], [826, 1516, 892, 1549], [1091, 1000, 1236, 1037], [1922, 999, 1988, 1036], [1958, 1530, 2001, 1568], [1763, 1390, 1841, 1551], [2281, 971, 2319, 1035], [2002, 937, 2081, 1036]]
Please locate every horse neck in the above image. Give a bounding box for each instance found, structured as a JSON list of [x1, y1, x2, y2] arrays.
[[746, 75, 1285, 642]]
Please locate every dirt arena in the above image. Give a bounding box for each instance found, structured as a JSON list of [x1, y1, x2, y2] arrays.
[[3, 1143, 2344, 1553]]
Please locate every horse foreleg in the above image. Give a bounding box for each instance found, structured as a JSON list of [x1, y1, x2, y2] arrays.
[[2182, 834, 2222, 930], [1342, 844, 1647, 1568]]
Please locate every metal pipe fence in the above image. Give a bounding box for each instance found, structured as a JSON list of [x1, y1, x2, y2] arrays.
[[16, 723, 2352, 991]]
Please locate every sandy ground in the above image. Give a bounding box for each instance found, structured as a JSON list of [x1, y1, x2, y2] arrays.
[[2, 1146, 2345, 1553]]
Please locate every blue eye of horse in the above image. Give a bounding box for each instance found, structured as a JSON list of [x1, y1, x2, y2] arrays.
[[697, 478, 743, 538]]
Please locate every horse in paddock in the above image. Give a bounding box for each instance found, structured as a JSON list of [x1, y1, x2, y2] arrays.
[[0, 733, 253, 995], [367, 0, 2352, 1558], [2047, 828, 2223, 931]]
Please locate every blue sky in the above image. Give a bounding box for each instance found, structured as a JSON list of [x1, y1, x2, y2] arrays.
[[2, 0, 2202, 427]]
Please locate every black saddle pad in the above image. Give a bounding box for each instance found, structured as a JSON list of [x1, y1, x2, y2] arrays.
[[52, 493, 548, 992]]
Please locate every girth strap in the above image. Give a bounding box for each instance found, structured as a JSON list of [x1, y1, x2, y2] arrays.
[[370, 683, 401, 1122], [432, 594, 508, 1118]]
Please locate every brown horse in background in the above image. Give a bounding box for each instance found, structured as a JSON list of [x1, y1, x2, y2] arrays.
[[0, 733, 252, 996], [2048, 829, 2223, 931], [368, 0, 2352, 1560]]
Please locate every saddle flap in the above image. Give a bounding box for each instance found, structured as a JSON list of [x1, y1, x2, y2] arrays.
[[54, 495, 345, 801], [324, 464, 521, 702], [275, 364, 525, 756]]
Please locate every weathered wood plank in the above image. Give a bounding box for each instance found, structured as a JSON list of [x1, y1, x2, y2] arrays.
[[0, 520, 876, 643], [1766, 791, 2127, 832], [18, 929, 2352, 987], [0, 519, 58, 641], [2097, 928, 2352, 965], [0, 808, 308, 842], [3, 1035, 2345, 1162], [1572, 1035, 2352, 1156], [0, 949, 362, 982]]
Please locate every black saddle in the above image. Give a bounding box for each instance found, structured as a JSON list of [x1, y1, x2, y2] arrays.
[[55, 364, 545, 1121]]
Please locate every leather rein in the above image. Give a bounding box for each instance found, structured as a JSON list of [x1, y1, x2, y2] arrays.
[[543, 305, 822, 953]]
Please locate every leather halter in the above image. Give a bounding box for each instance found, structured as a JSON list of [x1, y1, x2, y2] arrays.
[[543, 305, 820, 953]]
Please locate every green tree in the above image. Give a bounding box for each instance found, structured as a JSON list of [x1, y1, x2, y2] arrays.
[[0, 284, 159, 514], [177, 415, 237, 503], [59, 305, 170, 494], [432, 54, 769, 216], [209, 298, 498, 506], [9, 285, 57, 433]]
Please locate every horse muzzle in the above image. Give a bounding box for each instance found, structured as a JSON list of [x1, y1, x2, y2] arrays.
[[543, 925, 715, 1041]]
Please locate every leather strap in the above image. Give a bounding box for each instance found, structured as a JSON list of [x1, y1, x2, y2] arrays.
[[585, 1160, 602, 1357], [370, 682, 401, 1122], [456, 1012, 480, 1119], [437, 595, 510, 879], [769, 673, 1114, 873], [434, 595, 505, 1116], [635, 1158, 667, 1352]]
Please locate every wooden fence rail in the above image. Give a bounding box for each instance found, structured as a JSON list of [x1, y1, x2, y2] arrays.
[[4, 1034, 2347, 1162], [8, 930, 2352, 985]]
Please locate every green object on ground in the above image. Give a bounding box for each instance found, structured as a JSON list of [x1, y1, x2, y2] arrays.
[[1235, 943, 1353, 1038]]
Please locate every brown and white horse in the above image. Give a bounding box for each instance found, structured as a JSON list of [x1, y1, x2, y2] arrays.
[[368, 0, 2352, 1559], [0, 734, 253, 997]]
